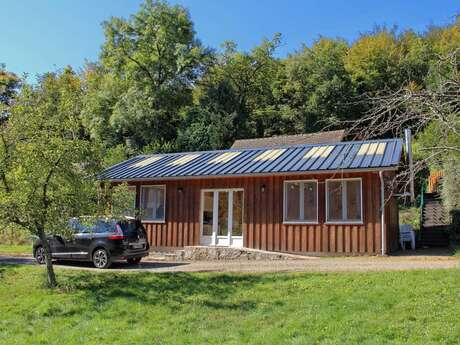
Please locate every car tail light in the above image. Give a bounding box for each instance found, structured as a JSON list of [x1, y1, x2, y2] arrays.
[[108, 224, 125, 240]]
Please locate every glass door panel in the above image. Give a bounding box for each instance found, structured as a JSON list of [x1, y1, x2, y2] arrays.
[[232, 191, 243, 236], [217, 192, 228, 236], [202, 192, 214, 236]]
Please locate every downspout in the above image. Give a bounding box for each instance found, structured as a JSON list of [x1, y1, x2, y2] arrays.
[[379, 170, 385, 256]]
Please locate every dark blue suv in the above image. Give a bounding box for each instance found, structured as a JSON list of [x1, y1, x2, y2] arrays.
[[33, 218, 150, 268]]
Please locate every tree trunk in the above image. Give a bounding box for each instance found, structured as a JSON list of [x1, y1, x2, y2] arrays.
[[37, 228, 57, 288]]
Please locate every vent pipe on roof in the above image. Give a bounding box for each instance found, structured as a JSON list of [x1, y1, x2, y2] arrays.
[[404, 129, 415, 203]]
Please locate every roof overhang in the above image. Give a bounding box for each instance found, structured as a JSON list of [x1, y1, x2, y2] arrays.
[[104, 166, 398, 183]]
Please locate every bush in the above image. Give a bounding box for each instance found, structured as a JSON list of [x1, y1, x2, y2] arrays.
[[0, 223, 32, 245], [399, 206, 421, 230]]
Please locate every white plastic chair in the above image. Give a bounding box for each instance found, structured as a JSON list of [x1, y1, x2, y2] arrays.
[[399, 224, 416, 250]]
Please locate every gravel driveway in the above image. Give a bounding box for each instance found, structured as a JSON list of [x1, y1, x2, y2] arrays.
[[1, 249, 459, 273]]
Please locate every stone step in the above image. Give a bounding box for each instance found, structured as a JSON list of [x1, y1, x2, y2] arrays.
[[148, 246, 317, 261]]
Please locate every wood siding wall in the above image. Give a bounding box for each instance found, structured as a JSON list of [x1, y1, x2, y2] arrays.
[[128, 172, 398, 255]]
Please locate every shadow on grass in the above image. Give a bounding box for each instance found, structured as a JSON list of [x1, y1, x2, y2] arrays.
[[54, 260, 189, 270], [391, 247, 454, 257], [60, 270, 275, 312]]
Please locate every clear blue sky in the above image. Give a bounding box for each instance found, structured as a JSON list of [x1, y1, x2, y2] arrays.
[[2, 0, 459, 81]]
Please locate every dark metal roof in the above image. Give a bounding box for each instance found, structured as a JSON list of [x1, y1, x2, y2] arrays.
[[231, 130, 346, 149], [100, 138, 403, 181]]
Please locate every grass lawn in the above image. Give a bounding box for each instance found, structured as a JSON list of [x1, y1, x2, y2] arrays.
[[0, 267, 459, 345], [453, 244, 460, 257], [0, 244, 31, 255]]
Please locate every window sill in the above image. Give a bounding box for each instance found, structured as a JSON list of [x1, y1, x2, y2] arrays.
[[283, 221, 319, 225], [141, 220, 166, 224], [325, 221, 363, 225]]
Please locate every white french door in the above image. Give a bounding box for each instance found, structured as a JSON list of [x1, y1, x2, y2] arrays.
[[200, 189, 244, 247]]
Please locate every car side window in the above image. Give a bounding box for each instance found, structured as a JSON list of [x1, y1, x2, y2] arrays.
[[70, 219, 92, 234], [94, 220, 116, 234]]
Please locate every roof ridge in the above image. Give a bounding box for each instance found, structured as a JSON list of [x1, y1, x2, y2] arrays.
[[236, 129, 345, 140], [134, 138, 402, 159]]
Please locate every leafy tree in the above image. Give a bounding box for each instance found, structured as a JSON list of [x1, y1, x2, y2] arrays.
[[275, 38, 355, 132], [198, 35, 281, 139], [84, 0, 211, 151], [0, 64, 21, 122], [0, 69, 99, 287], [345, 28, 431, 94], [0, 64, 20, 105], [176, 106, 234, 151], [427, 16, 460, 55]]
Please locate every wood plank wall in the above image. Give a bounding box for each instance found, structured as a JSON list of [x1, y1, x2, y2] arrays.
[[130, 171, 398, 255]]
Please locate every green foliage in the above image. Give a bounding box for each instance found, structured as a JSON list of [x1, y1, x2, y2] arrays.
[[276, 38, 356, 131], [1, 265, 460, 344], [83, 0, 212, 151], [102, 144, 130, 169], [102, 183, 137, 220], [0, 223, 30, 245], [345, 29, 431, 93], [441, 156, 460, 212], [197, 35, 282, 139], [0, 244, 31, 254], [177, 106, 234, 151], [0, 63, 20, 106], [0, 68, 99, 238], [399, 206, 421, 230]]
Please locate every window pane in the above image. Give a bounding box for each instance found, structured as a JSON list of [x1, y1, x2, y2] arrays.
[[95, 220, 116, 233], [218, 192, 228, 236], [286, 182, 300, 221], [141, 188, 154, 220], [346, 180, 361, 221], [232, 191, 243, 236], [327, 181, 343, 221], [202, 192, 214, 236], [155, 188, 165, 220], [303, 182, 317, 221], [141, 186, 165, 221]]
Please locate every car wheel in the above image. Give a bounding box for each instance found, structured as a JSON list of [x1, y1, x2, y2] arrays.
[[127, 257, 142, 265], [34, 246, 46, 265], [92, 248, 111, 269]]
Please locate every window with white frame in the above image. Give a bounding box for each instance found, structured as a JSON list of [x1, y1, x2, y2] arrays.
[[140, 185, 165, 222], [284, 180, 318, 223], [326, 179, 362, 223]]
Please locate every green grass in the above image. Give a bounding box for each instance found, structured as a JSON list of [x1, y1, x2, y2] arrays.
[[452, 244, 460, 257], [0, 265, 459, 344], [0, 244, 31, 255]]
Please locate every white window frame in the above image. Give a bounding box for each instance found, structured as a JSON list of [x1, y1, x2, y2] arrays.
[[325, 178, 363, 224], [140, 185, 166, 223], [283, 180, 319, 224]]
